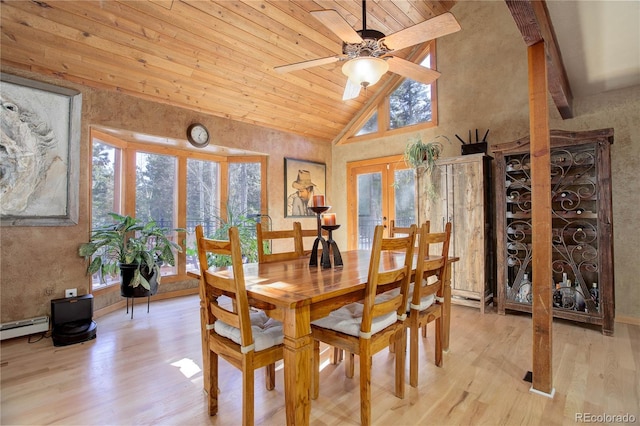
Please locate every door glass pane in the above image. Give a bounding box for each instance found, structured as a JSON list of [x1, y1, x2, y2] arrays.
[[186, 158, 220, 271], [357, 172, 382, 249], [394, 168, 415, 227], [136, 152, 178, 276]]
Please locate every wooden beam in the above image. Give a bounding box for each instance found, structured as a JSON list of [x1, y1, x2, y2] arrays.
[[528, 41, 554, 397], [506, 0, 573, 119]]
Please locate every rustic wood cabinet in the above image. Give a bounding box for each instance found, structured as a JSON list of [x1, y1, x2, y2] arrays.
[[493, 129, 614, 335], [418, 153, 494, 313]]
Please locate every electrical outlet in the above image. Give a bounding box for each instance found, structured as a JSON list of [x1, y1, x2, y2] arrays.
[[65, 288, 77, 298]]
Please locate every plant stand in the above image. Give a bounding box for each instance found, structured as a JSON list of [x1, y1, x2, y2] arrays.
[[125, 295, 151, 319]]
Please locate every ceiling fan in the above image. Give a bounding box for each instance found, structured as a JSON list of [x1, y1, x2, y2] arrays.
[[274, 0, 461, 100]]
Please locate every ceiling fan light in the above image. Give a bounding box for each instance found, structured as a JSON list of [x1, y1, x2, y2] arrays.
[[342, 57, 389, 88]]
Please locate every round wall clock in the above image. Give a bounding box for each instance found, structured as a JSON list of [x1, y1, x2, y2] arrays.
[[187, 123, 210, 148]]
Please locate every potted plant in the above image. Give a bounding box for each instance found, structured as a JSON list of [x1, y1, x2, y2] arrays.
[[404, 135, 449, 200], [403, 135, 449, 172], [78, 213, 183, 297]]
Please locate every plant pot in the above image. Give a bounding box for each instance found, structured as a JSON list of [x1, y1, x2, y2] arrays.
[[119, 263, 159, 298]]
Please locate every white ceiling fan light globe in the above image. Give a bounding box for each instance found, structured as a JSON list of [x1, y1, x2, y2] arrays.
[[342, 57, 389, 88]]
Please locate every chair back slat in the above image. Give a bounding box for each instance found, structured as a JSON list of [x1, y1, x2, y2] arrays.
[[412, 222, 452, 306], [389, 219, 414, 238], [210, 301, 241, 328], [196, 225, 253, 347], [257, 222, 305, 263], [361, 224, 416, 334]]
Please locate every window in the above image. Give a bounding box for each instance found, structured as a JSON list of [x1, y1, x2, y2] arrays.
[[389, 55, 433, 129], [337, 43, 437, 145], [228, 161, 261, 217], [136, 151, 178, 276], [89, 129, 266, 291], [356, 111, 378, 136], [91, 140, 121, 226]]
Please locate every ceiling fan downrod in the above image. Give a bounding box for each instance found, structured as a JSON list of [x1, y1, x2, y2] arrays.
[[345, 0, 387, 59]]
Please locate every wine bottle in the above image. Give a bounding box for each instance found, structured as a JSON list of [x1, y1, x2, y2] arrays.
[[590, 282, 599, 306], [575, 281, 586, 311], [553, 283, 562, 308], [517, 273, 532, 304]]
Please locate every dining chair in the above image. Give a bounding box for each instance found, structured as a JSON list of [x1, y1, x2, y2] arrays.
[[196, 225, 284, 425], [388, 219, 415, 238], [310, 224, 417, 425], [387, 219, 419, 354], [256, 221, 304, 263], [406, 221, 451, 387]]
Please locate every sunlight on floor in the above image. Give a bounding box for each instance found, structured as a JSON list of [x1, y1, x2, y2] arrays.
[[171, 357, 201, 378]]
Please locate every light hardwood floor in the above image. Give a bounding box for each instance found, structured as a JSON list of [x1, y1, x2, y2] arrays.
[[1, 295, 638, 425]]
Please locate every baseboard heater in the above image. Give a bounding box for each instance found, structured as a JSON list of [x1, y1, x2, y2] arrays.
[[0, 316, 50, 340]]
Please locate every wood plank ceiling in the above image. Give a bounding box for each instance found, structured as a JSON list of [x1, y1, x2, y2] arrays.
[[1, 0, 456, 143]]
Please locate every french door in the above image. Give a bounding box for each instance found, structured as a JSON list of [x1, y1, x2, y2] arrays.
[[346, 155, 416, 250]]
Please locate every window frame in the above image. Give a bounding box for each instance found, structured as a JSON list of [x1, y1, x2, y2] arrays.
[[89, 128, 267, 294]]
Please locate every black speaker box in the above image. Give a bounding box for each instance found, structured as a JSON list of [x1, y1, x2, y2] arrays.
[[51, 294, 97, 346]]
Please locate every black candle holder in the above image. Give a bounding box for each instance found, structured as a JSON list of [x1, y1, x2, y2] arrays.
[[309, 206, 331, 268], [321, 224, 343, 268]]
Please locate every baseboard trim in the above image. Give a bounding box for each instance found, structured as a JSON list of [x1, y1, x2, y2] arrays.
[[94, 288, 199, 319], [615, 315, 640, 326]]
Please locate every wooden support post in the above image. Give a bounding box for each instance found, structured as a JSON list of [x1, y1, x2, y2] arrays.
[[528, 41, 554, 397]]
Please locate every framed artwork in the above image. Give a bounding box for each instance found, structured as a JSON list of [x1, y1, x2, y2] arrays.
[[284, 158, 326, 218], [1, 73, 81, 226]]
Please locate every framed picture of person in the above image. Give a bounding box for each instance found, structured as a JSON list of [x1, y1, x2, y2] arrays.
[[1, 73, 82, 226], [284, 158, 326, 218]]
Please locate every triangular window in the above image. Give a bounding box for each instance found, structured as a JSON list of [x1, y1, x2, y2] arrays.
[[389, 55, 432, 129], [337, 43, 437, 145]]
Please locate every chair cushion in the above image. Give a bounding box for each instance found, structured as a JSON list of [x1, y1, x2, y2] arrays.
[[408, 282, 436, 311], [311, 302, 397, 337], [214, 310, 283, 351]]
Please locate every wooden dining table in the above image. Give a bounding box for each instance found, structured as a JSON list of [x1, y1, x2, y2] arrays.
[[199, 249, 458, 425]]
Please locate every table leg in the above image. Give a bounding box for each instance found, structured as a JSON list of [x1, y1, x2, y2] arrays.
[[283, 305, 312, 425], [443, 262, 452, 352]]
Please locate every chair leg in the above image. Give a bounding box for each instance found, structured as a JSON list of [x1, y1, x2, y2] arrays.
[[312, 340, 320, 399], [345, 351, 355, 378], [331, 347, 343, 364], [435, 315, 443, 367], [389, 337, 396, 353], [242, 360, 254, 426], [359, 346, 372, 426], [395, 328, 406, 399], [409, 318, 420, 388], [265, 363, 275, 390], [422, 324, 427, 338], [208, 352, 219, 416]]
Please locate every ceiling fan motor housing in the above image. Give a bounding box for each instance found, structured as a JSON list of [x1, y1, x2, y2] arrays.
[[343, 29, 390, 59]]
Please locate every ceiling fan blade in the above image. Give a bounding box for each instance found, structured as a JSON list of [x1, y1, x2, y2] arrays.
[[274, 55, 342, 73], [342, 79, 362, 100], [386, 57, 441, 85], [380, 12, 461, 51], [311, 10, 363, 44]]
